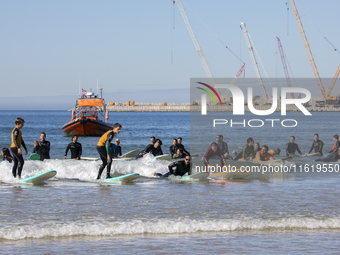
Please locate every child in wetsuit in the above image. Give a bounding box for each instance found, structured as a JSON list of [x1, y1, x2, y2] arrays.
[[2, 148, 13, 163], [10, 117, 28, 179]]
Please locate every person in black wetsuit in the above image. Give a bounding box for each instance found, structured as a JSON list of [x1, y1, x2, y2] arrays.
[[169, 139, 178, 159], [177, 137, 190, 156], [10, 117, 27, 179], [2, 148, 13, 163], [154, 155, 192, 177], [286, 136, 303, 156], [327, 135, 340, 154], [315, 148, 340, 162], [135, 139, 163, 159], [306, 133, 324, 156], [173, 148, 185, 159], [33, 132, 50, 161], [150, 136, 156, 144], [216, 135, 232, 159], [64, 135, 82, 160], [110, 138, 122, 158]]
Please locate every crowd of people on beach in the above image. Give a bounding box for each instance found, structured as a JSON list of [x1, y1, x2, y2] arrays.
[[3, 117, 340, 180]]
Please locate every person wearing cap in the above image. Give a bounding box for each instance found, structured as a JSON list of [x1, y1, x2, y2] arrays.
[[110, 138, 122, 159]]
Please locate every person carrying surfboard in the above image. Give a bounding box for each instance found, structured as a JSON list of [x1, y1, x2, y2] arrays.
[[253, 145, 274, 162], [10, 117, 27, 179], [96, 123, 122, 179], [64, 135, 82, 160], [153, 155, 192, 177], [286, 136, 303, 156], [305, 133, 324, 156]]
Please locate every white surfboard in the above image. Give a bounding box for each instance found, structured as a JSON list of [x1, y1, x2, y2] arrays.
[[155, 154, 172, 160], [180, 172, 209, 181], [81, 157, 99, 161], [111, 157, 132, 161], [20, 170, 57, 185], [120, 149, 140, 159], [103, 173, 140, 183], [306, 152, 322, 157]]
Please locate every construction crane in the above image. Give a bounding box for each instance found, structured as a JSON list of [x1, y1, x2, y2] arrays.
[[240, 22, 268, 102], [176, 0, 215, 87], [222, 63, 245, 100], [276, 36, 301, 99], [290, 0, 340, 101]]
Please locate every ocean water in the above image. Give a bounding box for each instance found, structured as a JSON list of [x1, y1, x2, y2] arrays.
[[0, 111, 340, 254]]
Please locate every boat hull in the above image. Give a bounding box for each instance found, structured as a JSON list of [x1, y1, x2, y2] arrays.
[[62, 118, 113, 136]]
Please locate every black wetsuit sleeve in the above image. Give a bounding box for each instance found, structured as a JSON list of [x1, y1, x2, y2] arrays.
[[318, 141, 324, 155], [79, 143, 82, 157], [21, 139, 27, 151], [159, 147, 163, 155], [296, 144, 302, 155], [309, 141, 314, 154], [168, 161, 180, 174], [64, 143, 71, 157], [182, 146, 190, 156], [224, 142, 229, 154], [117, 146, 122, 157], [286, 143, 290, 156], [107, 132, 114, 143]]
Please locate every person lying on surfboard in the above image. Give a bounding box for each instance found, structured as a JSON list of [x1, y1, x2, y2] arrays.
[[203, 142, 227, 169], [135, 139, 162, 159], [64, 135, 82, 160], [96, 123, 122, 179], [149, 136, 163, 156], [268, 148, 281, 157], [153, 155, 192, 177], [286, 136, 303, 156], [2, 148, 13, 163], [304, 133, 324, 156], [314, 148, 340, 162], [10, 117, 27, 179], [110, 138, 122, 158], [253, 145, 274, 162]]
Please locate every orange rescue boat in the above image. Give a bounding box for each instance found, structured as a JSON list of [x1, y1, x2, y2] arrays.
[[62, 91, 113, 136]]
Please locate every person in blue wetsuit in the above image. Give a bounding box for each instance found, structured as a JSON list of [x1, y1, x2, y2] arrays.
[[110, 138, 122, 159], [153, 155, 192, 177]]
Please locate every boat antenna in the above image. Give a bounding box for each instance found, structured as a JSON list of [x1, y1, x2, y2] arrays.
[[79, 79, 81, 98], [97, 78, 99, 96]]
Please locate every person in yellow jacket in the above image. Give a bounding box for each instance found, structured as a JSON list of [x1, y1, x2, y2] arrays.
[[96, 123, 122, 179], [10, 117, 28, 179]]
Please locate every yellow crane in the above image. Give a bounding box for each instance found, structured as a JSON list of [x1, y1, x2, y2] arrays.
[[290, 0, 340, 101]]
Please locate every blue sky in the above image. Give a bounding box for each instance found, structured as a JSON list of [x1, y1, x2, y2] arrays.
[[0, 0, 339, 109]]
